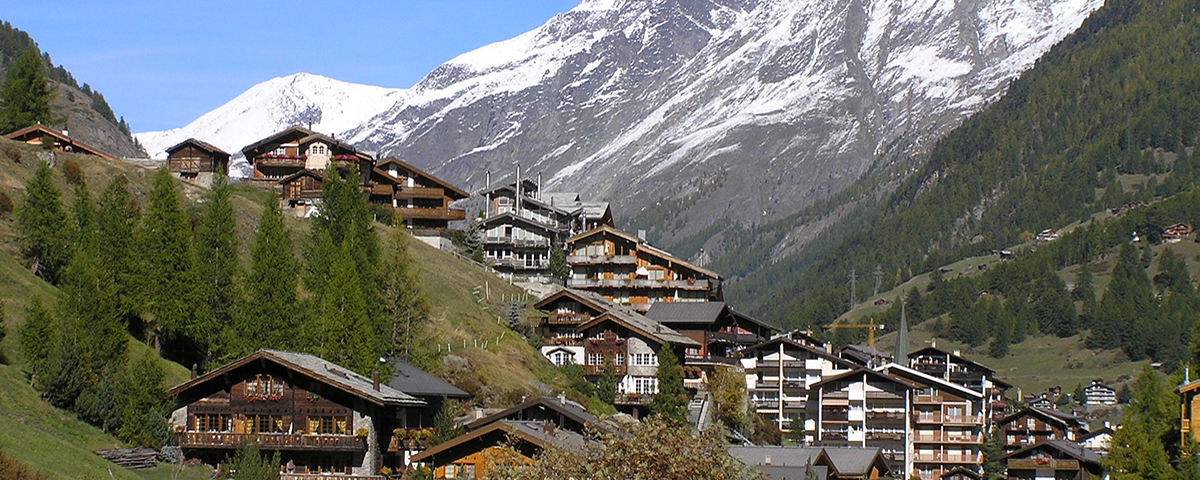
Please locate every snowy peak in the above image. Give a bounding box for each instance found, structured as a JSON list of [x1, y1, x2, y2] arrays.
[[135, 73, 404, 159]]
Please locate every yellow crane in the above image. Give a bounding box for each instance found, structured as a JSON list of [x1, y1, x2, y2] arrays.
[[823, 318, 884, 349]]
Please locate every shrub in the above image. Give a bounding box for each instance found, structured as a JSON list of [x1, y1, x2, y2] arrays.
[[61, 158, 84, 186], [0, 190, 12, 216], [0, 449, 46, 480], [2, 143, 21, 163]]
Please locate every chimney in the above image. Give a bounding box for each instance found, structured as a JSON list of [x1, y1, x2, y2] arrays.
[[637, 230, 647, 242], [191, 363, 199, 380], [373, 369, 380, 391], [558, 392, 566, 404], [537, 172, 542, 200], [825, 343, 832, 354], [62, 129, 69, 137], [952, 349, 961, 357]]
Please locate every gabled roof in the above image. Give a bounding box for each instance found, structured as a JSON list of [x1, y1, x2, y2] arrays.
[[909, 346, 997, 374], [4, 125, 118, 160], [1001, 439, 1103, 466], [374, 158, 468, 199], [1178, 379, 1200, 394], [278, 168, 325, 184], [534, 287, 622, 315], [480, 211, 561, 233], [579, 202, 611, 220], [577, 310, 701, 348], [811, 367, 922, 390], [839, 344, 893, 367], [567, 225, 722, 280], [940, 466, 983, 480], [169, 349, 424, 407], [542, 192, 581, 206], [818, 447, 892, 479], [463, 396, 607, 432], [241, 126, 368, 160], [645, 301, 728, 324], [410, 420, 589, 464], [165, 138, 230, 157], [386, 359, 470, 399], [874, 363, 983, 399], [997, 406, 1088, 430], [477, 179, 540, 197], [740, 336, 855, 369]]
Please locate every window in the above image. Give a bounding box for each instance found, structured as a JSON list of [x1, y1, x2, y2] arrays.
[[308, 143, 328, 155], [613, 354, 623, 366], [631, 353, 658, 366], [587, 353, 604, 366], [194, 413, 231, 432], [633, 377, 658, 394], [551, 351, 573, 366], [247, 415, 286, 434], [648, 269, 665, 281], [307, 415, 349, 435]]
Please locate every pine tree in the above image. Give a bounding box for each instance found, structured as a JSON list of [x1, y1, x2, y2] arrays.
[[1104, 365, 1176, 479], [981, 428, 1004, 480], [548, 237, 568, 283], [116, 354, 171, 448], [305, 164, 381, 322], [430, 398, 463, 446], [1071, 264, 1094, 301], [194, 174, 239, 363], [649, 343, 687, 424], [306, 240, 380, 377], [380, 227, 430, 363], [231, 198, 299, 360], [138, 167, 199, 358], [507, 302, 521, 331], [17, 297, 56, 378], [0, 45, 55, 133], [15, 163, 70, 283], [57, 244, 125, 378], [220, 441, 281, 480]]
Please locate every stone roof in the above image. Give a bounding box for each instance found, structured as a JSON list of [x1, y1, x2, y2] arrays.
[[386, 359, 470, 399]]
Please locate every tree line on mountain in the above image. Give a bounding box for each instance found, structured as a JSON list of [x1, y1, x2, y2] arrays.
[[729, 0, 1200, 342], [0, 21, 130, 134], [13, 162, 431, 446]]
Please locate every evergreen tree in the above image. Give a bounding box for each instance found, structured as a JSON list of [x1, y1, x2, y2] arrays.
[[1104, 365, 1176, 480], [380, 227, 430, 363], [0, 45, 55, 133], [1071, 264, 1094, 301], [96, 176, 141, 327], [138, 167, 200, 359], [430, 398, 463, 446], [649, 343, 687, 424], [230, 199, 299, 360], [306, 240, 380, 377], [15, 163, 70, 283], [981, 428, 1004, 480], [507, 302, 521, 331], [194, 174, 239, 363], [17, 297, 56, 379], [57, 244, 125, 379], [220, 440, 280, 480], [70, 182, 95, 249], [116, 354, 171, 448], [548, 237, 569, 283], [307, 164, 380, 316], [595, 360, 617, 406]]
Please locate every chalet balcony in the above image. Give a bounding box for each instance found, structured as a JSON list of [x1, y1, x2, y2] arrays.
[[913, 433, 982, 444], [547, 313, 591, 325], [683, 354, 739, 366], [583, 364, 628, 376], [756, 360, 806, 369], [568, 255, 636, 265], [484, 236, 550, 248], [753, 399, 780, 408], [178, 431, 365, 452], [913, 395, 946, 404], [394, 186, 446, 199], [911, 453, 981, 464], [567, 278, 627, 288], [915, 413, 984, 425], [1007, 458, 1081, 471], [255, 156, 307, 168], [614, 393, 651, 405], [488, 257, 550, 270], [391, 206, 466, 221]]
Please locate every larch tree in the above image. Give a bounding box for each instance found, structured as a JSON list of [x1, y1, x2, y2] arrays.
[[380, 226, 430, 364], [0, 45, 55, 133], [231, 197, 299, 360], [96, 176, 141, 325], [17, 297, 56, 378], [138, 167, 200, 359], [15, 162, 70, 283], [194, 174, 239, 364], [307, 238, 381, 377]]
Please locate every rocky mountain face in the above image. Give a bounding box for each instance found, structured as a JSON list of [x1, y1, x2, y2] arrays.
[[136, 0, 1102, 277], [349, 0, 1101, 247]]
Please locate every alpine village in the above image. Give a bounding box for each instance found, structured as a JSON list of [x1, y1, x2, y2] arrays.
[[3, 1, 1200, 480]]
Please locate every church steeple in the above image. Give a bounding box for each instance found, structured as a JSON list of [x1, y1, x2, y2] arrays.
[[895, 301, 910, 366]]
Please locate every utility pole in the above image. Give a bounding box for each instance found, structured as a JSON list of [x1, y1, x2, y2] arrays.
[[872, 265, 883, 296], [848, 269, 857, 309]]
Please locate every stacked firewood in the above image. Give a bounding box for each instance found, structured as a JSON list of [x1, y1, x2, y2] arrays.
[[94, 448, 158, 469]]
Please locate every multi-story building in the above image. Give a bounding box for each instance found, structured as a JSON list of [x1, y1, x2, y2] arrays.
[[476, 174, 611, 279], [908, 345, 1011, 420], [242, 126, 373, 184], [1082, 380, 1117, 407], [811, 368, 916, 475], [739, 333, 856, 435], [566, 225, 722, 312], [368, 158, 468, 229], [644, 301, 777, 364], [996, 406, 1090, 454], [878, 364, 987, 480]]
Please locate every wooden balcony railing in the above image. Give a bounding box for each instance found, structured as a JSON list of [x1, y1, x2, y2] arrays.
[[1007, 458, 1080, 470], [913, 433, 982, 443], [568, 255, 636, 265], [915, 414, 984, 425], [394, 187, 445, 199], [391, 207, 466, 221], [178, 431, 364, 452], [615, 393, 652, 405], [255, 157, 306, 168], [911, 453, 981, 463], [548, 313, 591, 325]]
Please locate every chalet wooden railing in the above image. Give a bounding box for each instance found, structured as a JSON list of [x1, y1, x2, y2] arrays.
[[911, 453, 981, 463], [548, 313, 591, 325], [394, 186, 445, 199], [567, 255, 636, 265], [614, 393, 651, 405], [1007, 458, 1079, 470], [912, 433, 982, 443], [682, 354, 739, 366], [391, 206, 466, 221], [256, 157, 306, 168], [178, 431, 364, 452], [913, 395, 946, 404], [915, 413, 984, 425]]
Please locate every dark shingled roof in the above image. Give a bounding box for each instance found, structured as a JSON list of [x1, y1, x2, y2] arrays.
[[165, 138, 229, 157], [645, 302, 728, 324], [464, 395, 606, 432], [386, 359, 470, 399], [1002, 439, 1104, 466], [410, 420, 590, 464]]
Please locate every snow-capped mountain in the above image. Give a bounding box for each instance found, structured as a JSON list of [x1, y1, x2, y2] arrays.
[[135, 73, 403, 162], [136, 0, 1102, 253]]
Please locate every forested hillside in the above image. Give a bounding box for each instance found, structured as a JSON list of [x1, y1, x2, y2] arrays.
[[738, 0, 1200, 344]]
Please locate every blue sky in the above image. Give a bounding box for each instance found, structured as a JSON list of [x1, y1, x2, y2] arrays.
[[3, 1, 580, 132]]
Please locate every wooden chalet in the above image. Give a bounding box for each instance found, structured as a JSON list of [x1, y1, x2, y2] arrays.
[[726, 446, 892, 480], [566, 225, 722, 312], [369, 158, 468, 229], [385, 359, 471, 429], [644, 301, 777, 364], [165, 138, 230, 186], [1164, 223, 1193, 243], [533, 287, 620, 350], [168, 350, 427, 478], [279, 169, 326, 217], [1001, 440, 1104, 480], [739, 334, 857, 435], [1178, 378, 1200, 445], [3, 124, 117, 160], [1082, 380, 1116, 407], [996, 406, 1089, 454], [242, 126, 373, 183], [409, 420, 588, 479]]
